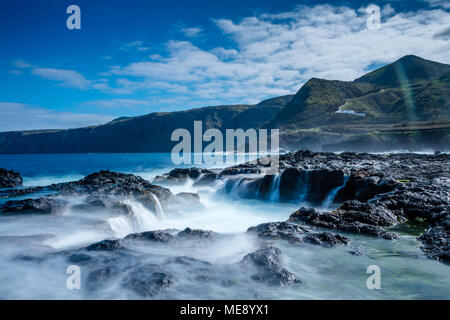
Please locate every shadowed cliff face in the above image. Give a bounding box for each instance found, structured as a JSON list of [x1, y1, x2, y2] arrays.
[[0, 96, 292, 154]]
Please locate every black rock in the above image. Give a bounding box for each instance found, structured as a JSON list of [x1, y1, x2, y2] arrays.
[[289, 207, 399, 240], [278, 168, 307, 202], [123, 265, 175, 297], [248, 221, 349, 247], [0, 197, 68, 215], [337, 200, 402, 227], [193, 173, 218, 186], [240, 246, 301, 286], [0, 168, 23, 188], [177, 227, 215, 241], [67, 253, 93, 264], [86, 239, 125, 251], [50, 171, 172, 214], [302, 232, 349, 247], [335, 173, 399, 202], [165, 256, 212, 266], [87, 265, 121, 289], [125, 230, 176, 243], [307, 169, 345, 203], [247, 222, 308, 243], [418, 226, 450, 262], [153, 168, 212, 185]]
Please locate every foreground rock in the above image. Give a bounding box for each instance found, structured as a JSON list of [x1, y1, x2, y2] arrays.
[[0, 168, 23, 188], [1, 171, 174, 216], [0, 197, 68, 215], [176, 227, 216, 242], [125, 230, 177, 243], [247, 221, 349, 247], [123, 265, 175, 297], [289, 207, 399, 240], [418, 226, 450, 262], [240, 245, 301, 286], [84, 227, 216, 252], [152, 168, 213, 185]]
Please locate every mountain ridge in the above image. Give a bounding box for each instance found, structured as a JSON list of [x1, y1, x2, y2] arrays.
[[1, 55, 449, 153]]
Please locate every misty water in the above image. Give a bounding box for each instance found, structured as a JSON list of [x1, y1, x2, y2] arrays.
[[0, 154, 449, 299]]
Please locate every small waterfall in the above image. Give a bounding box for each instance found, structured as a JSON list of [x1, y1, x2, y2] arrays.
[[219, 177, 249, 199], [108, 215, 134, 238], [231, 178, 245, 195], [298, 171, 309, 202], [107, 199, 162, 237], [322, 175, 349, 210], [269, 174, 281, 202], [149, 192, 165, 219]]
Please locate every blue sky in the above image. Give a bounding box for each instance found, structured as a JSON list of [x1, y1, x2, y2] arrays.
[[0, 0, 449, 131]]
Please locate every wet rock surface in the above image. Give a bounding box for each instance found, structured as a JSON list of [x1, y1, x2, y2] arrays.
[[86, 239, 126, 251], [0, 197, 69, 215], [0, 168, 23, 188], [125, 230, 177, 243], [177, 227, 216, 242], [240, 245, 301, 286], [247, 221, 349, 246], [153, 168, 213, 185], [1, 171, 175, 217], [418, 226, 450, 262], [218, 151, 449, 262], [289, 207, 399, 240], [122, 265, 175, 297]]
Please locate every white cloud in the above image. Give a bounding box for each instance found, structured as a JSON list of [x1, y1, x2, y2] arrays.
[[13, 59, 32, 69], [120, 40, 150, 52], [14, 4, 450, 112], [107, 5, 449, 105], [31, 68, 91, 89], [424, 0, 450, 9], [0, 102, 114, 132], [82, 99, 151, 109], [181, 27, 203, 37]]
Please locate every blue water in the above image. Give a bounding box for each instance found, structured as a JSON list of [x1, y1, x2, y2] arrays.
[[0, 153, 178, 178], [0, 153, 250, 187]]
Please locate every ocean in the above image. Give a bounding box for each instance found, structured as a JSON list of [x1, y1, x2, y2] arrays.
[[0, 153, 449, 299]]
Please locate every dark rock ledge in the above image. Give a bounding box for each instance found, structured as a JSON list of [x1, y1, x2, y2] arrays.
[[0, 168, 23, 188], [0, 171, 173, 216]]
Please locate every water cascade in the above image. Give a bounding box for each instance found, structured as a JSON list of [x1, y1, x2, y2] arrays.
[[322, 175, 349, 210]]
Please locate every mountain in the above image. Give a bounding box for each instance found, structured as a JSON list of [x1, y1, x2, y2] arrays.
[[0, 55, 448, 154], [265, 55, 450, 130], [0, 96, 292, 154], [354, 55, 450, 87], [262, 55, 450, 151]]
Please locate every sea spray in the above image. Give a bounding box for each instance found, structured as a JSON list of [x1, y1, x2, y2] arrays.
[[149, 192, 165, 219], [108, 215, 134, 238], [108, 200, 162, 236]]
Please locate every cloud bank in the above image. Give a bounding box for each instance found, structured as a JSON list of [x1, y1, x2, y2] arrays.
[[107, 4, 450, 106], [11, 3, 450, 113]]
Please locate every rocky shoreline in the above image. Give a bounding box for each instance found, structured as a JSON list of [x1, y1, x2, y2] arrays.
[[0, 150, 449, 297]]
